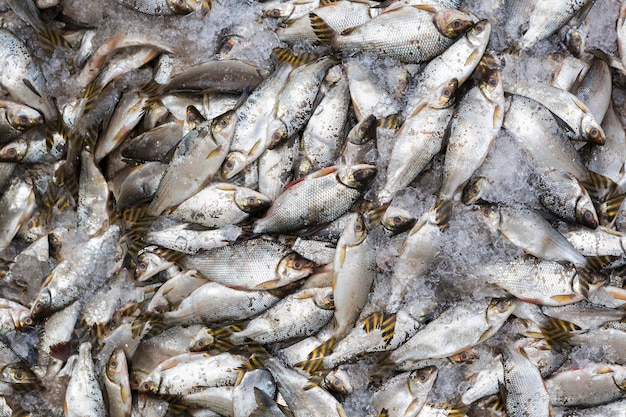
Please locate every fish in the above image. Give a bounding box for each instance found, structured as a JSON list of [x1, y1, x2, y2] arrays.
[[117, 0, 196, 15]]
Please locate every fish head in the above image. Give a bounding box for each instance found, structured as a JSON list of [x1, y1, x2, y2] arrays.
[[106, 348, 129, 385], [139, 372, 162, 394], [211, 109, 237, 144], [408, 366, 438, 393], [486, 298, 517, 325], [30, 288, 52, 320], [314, 287, 334, 310], [12, 307, 33, 330], [146, 295, 169, 315], [234, 188, 272, 214], [434, 9, 475, 39], [565, 28, 586, 57], [581, 115, 605, 145], [0, 139, 27, 162], [221, 151, 247, 179], [6, 107, 43, 130], [267, 119, 288, 150], [342, 213, 368, 247], [433, 78, 458, 109], [1, 363, 37, 385], [325, 369, 353, 395], [167, 0, 195, 15], [130, 371, 148, 390], [575, 185, 599, 229], [135, 251, 161, 281], [382, 206, 416, 235], [466, 19, 491, 47], [462, 176, 488, 205], [277, 253, 315, 283], [347, 115, 377, 145], [479, 70, 503, 102], [337, 164, 377, 190], [189, 327, 215, 351]]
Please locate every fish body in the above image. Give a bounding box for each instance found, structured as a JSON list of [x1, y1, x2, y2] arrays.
[[253, 164, 376, 234], [0, 29, 57, 122], [390, 299, 515, 369], [372, 366, 438, 417], [379, 79, 457, 203], [181, 238, 314, 290], [65, 342, 106, 417], [117, 0, 195, 15], [321, 6, 474, 63], [502, 345, 552, 417]]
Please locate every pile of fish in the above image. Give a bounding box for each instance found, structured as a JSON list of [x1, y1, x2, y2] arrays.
[[1, 0, 626, 415]]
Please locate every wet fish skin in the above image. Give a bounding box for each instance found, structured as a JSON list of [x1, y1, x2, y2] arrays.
[[515, 0, 592, 51], [390, 298, 516, 369], [228, 287, 334, 345], [501, 345, 552, 417], [438, 69, 504, 205], [318, 5, 474, 63], [117, 0, 195, 15], [0, 28, 57, 122], [181, 238, 314, 290], [253, 164, 376, 234], [104, 348, 132, 417], [372, 366, 438, 417], [546, 363, 626, 407], [65, 342, 106, 417], [0, 177, 35, 251], [162, 281, 282, 326], [379, 78, 458, 204]]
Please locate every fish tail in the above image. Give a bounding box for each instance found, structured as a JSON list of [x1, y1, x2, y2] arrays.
[[584, 170, 624, 226], [83, 80, 103, 114], [434, 198, 453, 231], [363, 201, 389, 227], [303, 368, 332, 391], [309, 12, 335, 45], [576, 266, 607, 299], [272, 47, 322, 67], [597, 193, 626, 227], [539, 317, 581, 351], [37, 27, 72, 53], [293, 356, 325, 375], [362, 311, 397, 346], [243, 338, 271, 371], [199, 0, 213, 18], [376, 112, 404, 130], [585, 255, 621, 271], [307, 336, 337, 360]]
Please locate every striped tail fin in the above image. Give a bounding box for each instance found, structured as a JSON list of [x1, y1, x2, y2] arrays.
[[539, 317, 581, 351], [435, 198, 453, 231], [37, 27, 72, 53], [309, 12, 335, 45]]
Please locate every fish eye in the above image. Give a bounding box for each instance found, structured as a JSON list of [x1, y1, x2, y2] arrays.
[[177, 0, 185, 6], [589, 128, 599, 138], [474, 22, 484, 32], [333, 379, 341, 386], [6, 147, 16, 158], [442, 88, 452, 97], [459, 351, 468, 360], [19, 115, 29, 125], [293, 260, 303, 270], [196, 340, 205, 347], [248, 197, 257, 204], [23, 317, 33, 326], [584, 211, 594, 222], [110, 359, 118, 368], [393, 216, 403, 225], [354, 222, 363, 232], [221, 39, 235, 53], [225, 160, 234, 169], [452, 20, 463, 30], [154, 306, 163, 314], [266, 9, 281, 18], [137, 261, 147, 271]]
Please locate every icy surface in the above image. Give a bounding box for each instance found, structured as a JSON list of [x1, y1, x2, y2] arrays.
[[0, 0, 624, 416]]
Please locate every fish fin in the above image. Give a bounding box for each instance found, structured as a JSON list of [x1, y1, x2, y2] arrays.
[[539, 317, 581, 351], [376, 112, 404, 130], [203, 144, 223, 161], [293, 356, 325, 375], [585, 255, 621, 271], [597, 193, 626, 227], [319, 0, 339, 5], [576, 266, 607, 299], [364, 202, 389, 227], [378, 409, 389, 417], [255, 279, 282, 290], [243, 338, 271, 370], [272, 47, 322, 66], [38, 27, 72, 53], [199, 0, 213, 18], [22, 78, 42, 98], [310, 12, 335, 45], [305, 336, 337, 362], [82, 81, 103, 114], [303, 368, 332, 391], [250, 387, 281, 417], [368, 352, 395, 386], [602, 286, 626, 301], [434, 198, 452, 231]]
